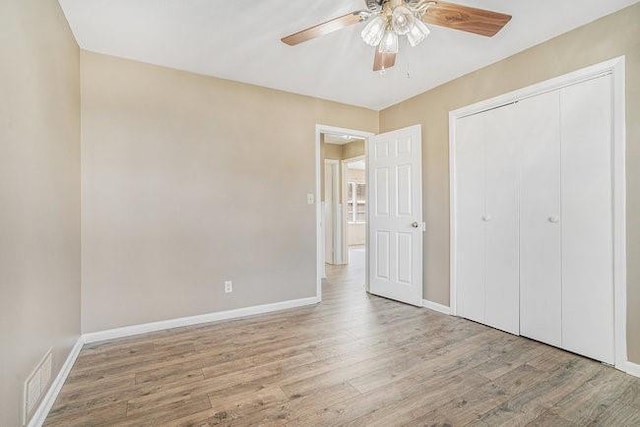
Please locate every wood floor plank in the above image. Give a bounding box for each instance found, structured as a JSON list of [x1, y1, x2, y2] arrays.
[[208, 382, 360, 426], [548, 366, 635, 424], [589, 402, 640, 425], [117, 395, 212, 426], [407, 381, 511, 426], [526, 409, 577, 426], [473, 339, 550, 380], [471, 357, 605, 426], [490, 363, 551, 396], [344, 372, 490, 426], [617, 381, 640, 410], [48, 372, 206, 423], [163, 385, 289, 426], [44, 251, 640, 426], [44, 401, 128, 426]]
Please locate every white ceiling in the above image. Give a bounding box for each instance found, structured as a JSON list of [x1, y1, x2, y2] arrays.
[[324, 134, 365, 145], [58, 0, 638, 110]]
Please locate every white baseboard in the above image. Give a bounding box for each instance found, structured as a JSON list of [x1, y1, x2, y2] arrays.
[[28, 336, 84, 427], [83, 296, 321, 344], [422, 299, 452, 315], [625, 360, 640, 378]]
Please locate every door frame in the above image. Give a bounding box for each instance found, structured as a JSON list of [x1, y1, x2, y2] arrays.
[[315, 125, 375, 300], [449, 56, 627, 371], [341, 154, 366, 267]]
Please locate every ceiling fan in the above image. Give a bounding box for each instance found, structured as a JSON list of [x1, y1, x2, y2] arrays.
[[281, 0, 512, 72]]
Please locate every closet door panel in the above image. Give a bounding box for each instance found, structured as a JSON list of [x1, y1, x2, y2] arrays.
[[518, 91, 562, 347], [483, 105, 519, 334], [454, 113, 485, 323], [561, 75, 614, 364]]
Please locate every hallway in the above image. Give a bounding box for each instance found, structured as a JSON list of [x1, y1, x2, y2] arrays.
[[325, 245, 366, 291]]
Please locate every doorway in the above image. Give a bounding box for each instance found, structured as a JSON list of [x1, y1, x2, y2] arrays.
[[316, 125, 373, 299], [322, 135, 366, 271], [315, 124, 424, 306], [342, 156, 366, 273]]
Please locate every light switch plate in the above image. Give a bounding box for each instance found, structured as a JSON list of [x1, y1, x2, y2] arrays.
[[307, 193, 314, 204]]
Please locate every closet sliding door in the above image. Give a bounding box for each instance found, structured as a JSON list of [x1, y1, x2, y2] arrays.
[[560, 75, 614, 364], [483, 105, 519, 334], [517, 91, 562, 347], [454, 104, 519, 334], [453, 70, 617, 364], [455, 112, 486, 325]]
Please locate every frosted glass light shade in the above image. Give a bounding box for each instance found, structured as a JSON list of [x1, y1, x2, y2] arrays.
[[391, 6, 414, 35], [361, 15, 386, 46], [378, 30, 398, 54], [407, 18, 430, 47]]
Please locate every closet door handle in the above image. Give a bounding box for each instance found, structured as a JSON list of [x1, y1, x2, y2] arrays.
[[482, 215, 492, 222], [548, 215, 560, 223]]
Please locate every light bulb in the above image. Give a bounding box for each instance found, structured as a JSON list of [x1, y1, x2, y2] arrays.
[[407, 18, 430, 47], [391, 6, 415, 35], [361, 15, 386, 46], [378, 30, 398, 54]]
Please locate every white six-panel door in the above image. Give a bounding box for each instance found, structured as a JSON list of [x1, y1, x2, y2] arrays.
[[368, 125, 423, 306]]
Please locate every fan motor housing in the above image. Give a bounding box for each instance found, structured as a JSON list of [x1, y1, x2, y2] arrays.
[[367, 0, 420, 13], [365, 0, 384, 13]]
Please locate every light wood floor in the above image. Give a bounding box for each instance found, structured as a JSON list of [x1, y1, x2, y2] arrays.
[[46, 252, 640, 426]]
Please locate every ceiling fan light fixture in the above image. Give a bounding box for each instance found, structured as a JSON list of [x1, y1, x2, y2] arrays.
[[280, 1, 512, 74], [361, 15, 387, 46], [391, 6, 415, 35], [407, 18, 431, 47], [378, 30, 398, 54]]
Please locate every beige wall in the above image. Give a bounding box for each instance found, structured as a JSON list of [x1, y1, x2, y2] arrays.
[[343, 139, 365, 160], [379, 4, 640, 363], [80, 51, 378, 333], [323, 141, 343, 160], [0, 0, 81, 425]]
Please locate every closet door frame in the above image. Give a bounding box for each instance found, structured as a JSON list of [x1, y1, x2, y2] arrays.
[[449, 56, 627, 371]]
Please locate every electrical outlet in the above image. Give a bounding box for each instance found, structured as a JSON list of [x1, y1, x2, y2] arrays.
[[224, 280, 233, 293]]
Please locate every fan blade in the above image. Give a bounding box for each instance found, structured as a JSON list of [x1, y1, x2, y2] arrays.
[[281, 11, 366, 46], [422, 1, 511, 37], [373, 49, 396, 72]]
